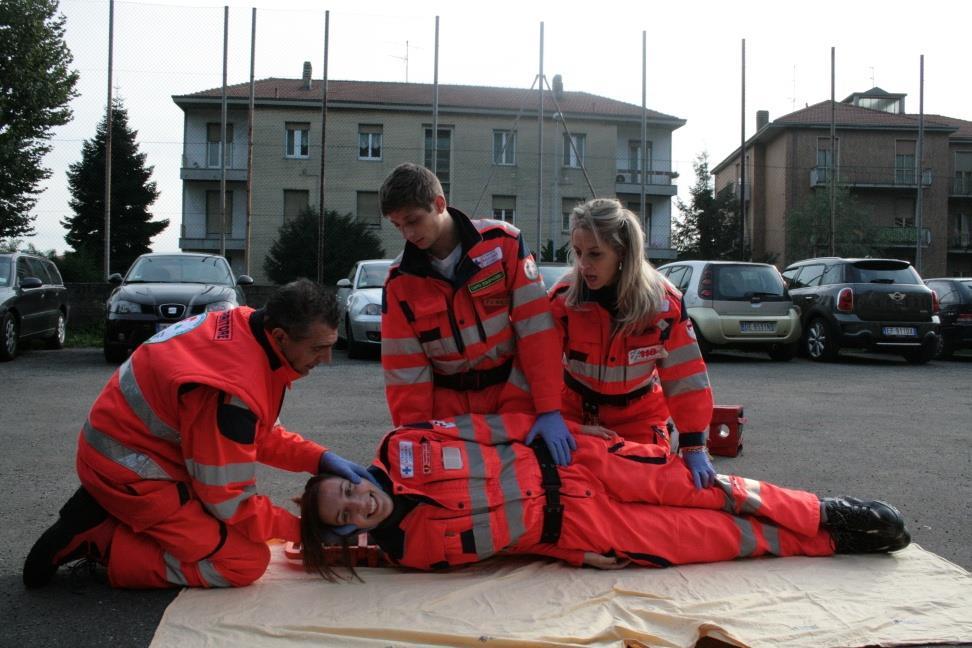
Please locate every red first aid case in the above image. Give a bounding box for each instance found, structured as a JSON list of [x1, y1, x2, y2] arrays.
[[707, 405, 746, 457]]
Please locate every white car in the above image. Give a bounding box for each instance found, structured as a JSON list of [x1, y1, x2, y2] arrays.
[[336, 259, 392, 358]]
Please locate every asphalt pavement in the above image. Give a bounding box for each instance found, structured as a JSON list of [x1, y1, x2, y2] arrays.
[[0, 346, 969, 647]]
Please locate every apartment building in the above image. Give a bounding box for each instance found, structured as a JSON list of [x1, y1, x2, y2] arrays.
[[172, 64, 685, 283], [712, 87, 972, 277]]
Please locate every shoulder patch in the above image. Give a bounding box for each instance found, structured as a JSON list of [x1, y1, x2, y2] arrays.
[[145, 314, 206, 344], [213, 310, 233, 341]]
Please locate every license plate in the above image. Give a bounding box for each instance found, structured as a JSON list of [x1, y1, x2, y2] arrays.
[[740, 321, 776, 332], [156, 322, 173, 333], [882, 326, 917, 337]]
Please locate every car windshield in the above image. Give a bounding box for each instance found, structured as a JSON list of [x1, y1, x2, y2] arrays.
[[847, 262, 921, 285], [126, 255, 234, 285], [713, 264, 786, 300], [0, 256, 10, 287], [356, 262, 391, 289], [539, 265, 570, 288]]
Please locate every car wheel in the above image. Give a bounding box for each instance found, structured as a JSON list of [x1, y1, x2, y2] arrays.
[[767, 342, 797, 361], [346, 318, 367, 360], [0, 312, 18, 361], [45, 312, 66, 349], [103, 332, 128, 364], [934, 335, 953, 360], [804, 318, 838, 362], [691, 321, 712, 359]]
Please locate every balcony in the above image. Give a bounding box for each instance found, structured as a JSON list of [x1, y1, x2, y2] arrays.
[[951, 175, 972, 197], [179, 236, 246, 251], [873, 226, 931, 248], [810, 166, 932, 189], [181, 143, 247, 182], [948, 232, 972, 252], [615, 169, 677, 196]]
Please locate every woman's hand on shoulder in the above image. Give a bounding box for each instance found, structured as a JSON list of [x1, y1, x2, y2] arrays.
[[583, 552, 631, 570]]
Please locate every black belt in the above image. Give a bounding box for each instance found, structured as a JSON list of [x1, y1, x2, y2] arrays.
[[563, 371, 657, 408], [432, 359, 513, 392], [531, 439, 563, 544]]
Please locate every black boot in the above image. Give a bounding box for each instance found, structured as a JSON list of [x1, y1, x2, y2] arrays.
[[23, 487, 110, 589], [821, 497, 904, 538], [832, 528, 912, 554]]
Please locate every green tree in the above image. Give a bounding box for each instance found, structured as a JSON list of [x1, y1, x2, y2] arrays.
[[785, 187, 875, 262], [0, 0, 79, 238], [539, 239, 570, 263], [62, 98, 166, 274], [672, 153, 743, 260], [264, 208, 385, 285]]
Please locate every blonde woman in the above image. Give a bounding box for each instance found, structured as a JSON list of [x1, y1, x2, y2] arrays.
[[549, 198, 716, 489]]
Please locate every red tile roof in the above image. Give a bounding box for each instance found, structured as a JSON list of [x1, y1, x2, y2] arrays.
[[774, 101, 955, 130], [173, 78, 684, 124]]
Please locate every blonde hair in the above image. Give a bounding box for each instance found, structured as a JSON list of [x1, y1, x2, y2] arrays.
[[565, 198, 667, 334]]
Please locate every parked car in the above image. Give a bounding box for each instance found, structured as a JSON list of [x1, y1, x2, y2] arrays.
[[336, 259, 392, 358], [923, 277, 972, 359], [538, 262, 571, 290], [104, 253, 253, 363], [781, 257, 939, 364], [657, 260, 801, 360], [0, 252, 69, 361]]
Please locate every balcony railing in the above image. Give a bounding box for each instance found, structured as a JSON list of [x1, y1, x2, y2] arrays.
[[948, 232, 972, 249], [952, 175, 972, 196], [873, 226, 931, 247], [615, 169, 674, 186], [810, 166, 932, 188], [182, 143, 245, 171]]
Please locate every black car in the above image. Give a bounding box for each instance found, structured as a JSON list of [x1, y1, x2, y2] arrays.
[[105, 253, 253, 363], [0, 252, 69, 361], [782, 257, 939, 364], [924, 277, 972, 359]]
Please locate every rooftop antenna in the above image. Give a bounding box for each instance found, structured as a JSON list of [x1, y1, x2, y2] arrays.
[[869, 66, 875, 86], [788, 64, 797, 111], [389, 40, 413, 82]]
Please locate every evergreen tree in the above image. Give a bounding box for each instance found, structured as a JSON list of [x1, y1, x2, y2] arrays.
[[62, 98, 166, 274], [264, 208, 385, 285], [0, 0, 79, 238], [785, 187, 875, 262], [672, 153, 743, 260]]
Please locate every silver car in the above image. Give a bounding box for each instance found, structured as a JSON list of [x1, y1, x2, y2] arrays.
[[336, 259, 392, 358], [657, 260, 801, 361]]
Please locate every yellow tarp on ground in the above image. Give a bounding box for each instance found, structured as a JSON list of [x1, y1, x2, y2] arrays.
[[150, 543, 972, 648]]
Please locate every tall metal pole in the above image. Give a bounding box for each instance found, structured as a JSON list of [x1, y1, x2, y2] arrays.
[[915, 54, 925, 272], [536, 22, 544, 256], [245, 8, 256, 276], [640, 31, 649, 251], [219, 6, 228, 258], [432, 16, 439, 176], [103, 0, 114, 278], [739, 38, 746, 260], [317, 10, 329, 285], [829, 46, 837, 256]]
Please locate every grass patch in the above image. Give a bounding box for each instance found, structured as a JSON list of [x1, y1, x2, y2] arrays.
[[66, 322, 105, 348]]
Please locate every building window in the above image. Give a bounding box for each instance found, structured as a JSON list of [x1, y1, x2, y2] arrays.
[[493, 130, 516, 166], [424, 127, 452, 200], [562, 198, 583, 232], [893, 198, 915, 228], [624, 140, 652, 183], [895, 140, 916, 185], [492, 195, 516, 224], [816, 137, 838, 181], [207, 123, 234, 168], [356, 191, 381, 228], [206, 190, 233, 236], [953, 151, 972, 195], [563, 133, 586, 168], [358, 125, 382, 160], [283, 190, 309, 222], [286, 122, 310, 158]]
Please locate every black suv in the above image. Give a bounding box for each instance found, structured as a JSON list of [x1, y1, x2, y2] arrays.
[[923, 278, 972, 359], [0, 252, 69, 361], [782, 258, 939, 364]]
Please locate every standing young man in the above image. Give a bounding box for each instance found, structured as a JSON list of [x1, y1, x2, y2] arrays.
[[379, 163, 575, 465]]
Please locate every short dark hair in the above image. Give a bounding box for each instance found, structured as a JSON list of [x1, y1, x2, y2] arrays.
[[379, 163, 443, 216], [263, 278, 339, 339]]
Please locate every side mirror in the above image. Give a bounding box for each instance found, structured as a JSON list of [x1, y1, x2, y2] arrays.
[[20, 276, 43, 289], [236, 274, 254, 286], [336, 278, 352, 289], [108, 273, 123, 286]]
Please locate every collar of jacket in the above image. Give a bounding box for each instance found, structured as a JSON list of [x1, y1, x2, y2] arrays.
[[248, 308, 301, 383], [581, 282, 620, 318], [396, 206, 485, 286]]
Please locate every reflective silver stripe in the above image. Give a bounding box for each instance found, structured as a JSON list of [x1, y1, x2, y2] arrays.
[[733, 517, 757, 558], [185, 458, 255, 486], [715, 474, 735, 513], [657, 319, 670, 331], [658, 343, 703, 369], [421, 335, 460, 358], [512, 312, 554, 339], [566, 359, 657, 384], [459, 312, 510, 348], [226, 395, 248, 410], [429, 356, 472, 375], [483, 415, 526, 548], [82, 421, 171, 480], [454, 415, 477, 441], [507, 365, 530, 393], [740, 478, 762, 515], [461, 439, 494, 558], [469, 338, 515, 368], [763, 523, 781, 556], [470, 511, 495, 559], [661, 370, 711, 398], [118, 359, 180, 444], [203, 485, 257, 521], [163, 552, 189, 586], [197, 559, 231, 587], [512, 281, 546, 307], [383, 365, 432, 386], [381, 336, 424, 356]]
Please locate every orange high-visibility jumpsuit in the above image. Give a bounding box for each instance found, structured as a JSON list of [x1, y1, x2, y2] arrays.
[[76, 307, 326, 588], [367, 413, 833, 570], [381, 207, 562, 426], [549, 281, 713, 451]]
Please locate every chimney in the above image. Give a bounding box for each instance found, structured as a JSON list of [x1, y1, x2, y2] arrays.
[[756, 110, 769, 131], [552, 74, 564, 101], [302, 61, 312, 90]]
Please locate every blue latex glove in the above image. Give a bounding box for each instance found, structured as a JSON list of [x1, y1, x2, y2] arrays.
[[318, 451, 379, 487], [525, 411, 576, 466], [683, 450, 716, 490]]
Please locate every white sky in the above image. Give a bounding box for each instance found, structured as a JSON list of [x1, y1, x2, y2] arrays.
[[23, 0, 972, 254]]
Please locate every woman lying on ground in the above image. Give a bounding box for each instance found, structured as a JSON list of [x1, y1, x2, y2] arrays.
[[296, 412, 910, 580]]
